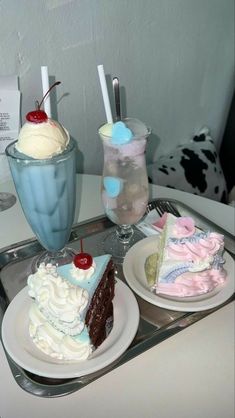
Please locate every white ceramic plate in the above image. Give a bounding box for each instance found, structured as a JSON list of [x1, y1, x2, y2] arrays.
[[1, 279, 139, 379], [123, 236, 234, 312]]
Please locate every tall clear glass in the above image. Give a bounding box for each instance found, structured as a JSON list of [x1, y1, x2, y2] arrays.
[[99, 118, 150, 260], [5, 139, 76, 268]]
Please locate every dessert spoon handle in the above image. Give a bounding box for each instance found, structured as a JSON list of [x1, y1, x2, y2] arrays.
[[113, 77, 121, 121]]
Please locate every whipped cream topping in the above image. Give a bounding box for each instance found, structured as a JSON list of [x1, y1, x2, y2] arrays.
[[27, 263, 88, 334], [29, 303, 92, 361], [16, 118, 69, 159], [70, 261, 96, 281]]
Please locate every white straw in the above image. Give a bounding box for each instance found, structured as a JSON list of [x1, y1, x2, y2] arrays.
[[97, 65, 113, 124], [41, 66, 51, 118]]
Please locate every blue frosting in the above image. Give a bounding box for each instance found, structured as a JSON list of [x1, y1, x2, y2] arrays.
[[168, 231, 210, 245], [57, 254, 111, 344], [111, 121, 133, 144], [161, 263, 192, 283], [211, 254, 225, 269]]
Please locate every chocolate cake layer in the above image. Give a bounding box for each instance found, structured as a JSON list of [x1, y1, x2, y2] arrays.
[[85, 260, 115, 348]]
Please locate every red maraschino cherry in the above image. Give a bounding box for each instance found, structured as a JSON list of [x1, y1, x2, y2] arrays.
[[26, 109, 48, 123], [26, 81, 61, 124], [73, 240, 93, 270]]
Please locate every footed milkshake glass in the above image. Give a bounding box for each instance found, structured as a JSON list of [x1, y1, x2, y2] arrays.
[[99, 118, 150, 260], [5, 138, 76, 268]]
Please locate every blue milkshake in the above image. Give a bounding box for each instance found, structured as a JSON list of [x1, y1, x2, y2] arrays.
[[6, 107, 77, 266]]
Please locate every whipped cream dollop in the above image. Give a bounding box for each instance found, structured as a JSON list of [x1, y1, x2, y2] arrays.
[[16, 118, 70, 159], [29, 303, 92, 361], [70, 261, 96, 281], [27, 263, 88, 335]]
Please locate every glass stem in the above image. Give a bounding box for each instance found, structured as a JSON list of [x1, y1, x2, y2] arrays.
[[116, 225, 134, 244]]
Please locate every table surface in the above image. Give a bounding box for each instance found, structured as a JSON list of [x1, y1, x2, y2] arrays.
[[0, 174, 234, 418]]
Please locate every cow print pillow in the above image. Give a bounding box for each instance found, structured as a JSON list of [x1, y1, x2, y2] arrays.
[[147, 128, 227, 202]]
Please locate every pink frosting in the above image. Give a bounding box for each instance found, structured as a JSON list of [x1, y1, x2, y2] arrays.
[[167, 232, 224, 262], [155, 268, 227, 297], [173, 217, 195, 237], [153, 214, 196, 237], [151, 214, 226, 298]]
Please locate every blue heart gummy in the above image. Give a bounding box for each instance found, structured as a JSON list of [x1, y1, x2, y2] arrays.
[[103, 176, 123, 198], [111, 121, 133, 145]]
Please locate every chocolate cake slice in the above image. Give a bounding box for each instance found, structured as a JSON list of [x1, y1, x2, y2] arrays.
[[27, 255, 115, 361], [86, 259, 115, 347]]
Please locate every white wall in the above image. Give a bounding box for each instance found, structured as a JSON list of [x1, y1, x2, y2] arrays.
[[0, 0, 234, 182]]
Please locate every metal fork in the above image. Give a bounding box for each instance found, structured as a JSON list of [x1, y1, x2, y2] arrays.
[[150, 200, 181, 217]]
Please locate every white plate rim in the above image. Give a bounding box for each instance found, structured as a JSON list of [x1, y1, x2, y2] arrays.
[[123, 235, 234, 312], [1, 279, 139, 379]]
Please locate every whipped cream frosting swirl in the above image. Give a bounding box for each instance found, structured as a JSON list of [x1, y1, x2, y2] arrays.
[[150, 213, 227, 298], [167, 232, 224, 263], [27, 263, 88, 334], [155, 268, 226, 297], [29, 304, 92, 361], [70, 261, 96, 281], [172, 217, 195, 237]]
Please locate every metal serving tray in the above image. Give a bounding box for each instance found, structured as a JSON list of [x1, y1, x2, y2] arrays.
[[0, 199, 234, 398]]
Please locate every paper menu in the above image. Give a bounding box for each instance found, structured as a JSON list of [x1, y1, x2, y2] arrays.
[[0, 76, 21, 154]]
